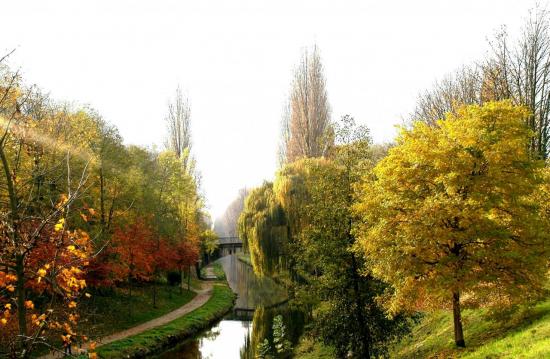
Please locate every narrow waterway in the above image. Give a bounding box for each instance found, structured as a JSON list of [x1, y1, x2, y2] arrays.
[[154, 254, 305, 358]]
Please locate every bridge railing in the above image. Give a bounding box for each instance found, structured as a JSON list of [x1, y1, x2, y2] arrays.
[[218, 236, 243, 245]]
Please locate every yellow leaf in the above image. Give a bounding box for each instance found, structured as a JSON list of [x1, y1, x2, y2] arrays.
[[54, 218, 65, 232]]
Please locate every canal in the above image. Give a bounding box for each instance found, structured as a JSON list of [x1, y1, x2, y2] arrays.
[[153, 254, 306, 358]]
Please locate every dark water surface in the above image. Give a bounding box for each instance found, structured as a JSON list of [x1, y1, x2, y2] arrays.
[[153, 254, 305, 359]]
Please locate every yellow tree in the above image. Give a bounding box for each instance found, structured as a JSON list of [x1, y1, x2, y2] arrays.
[[354, 101, 549, 347]]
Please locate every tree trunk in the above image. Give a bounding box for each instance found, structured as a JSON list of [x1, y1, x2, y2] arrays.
[[179, 267, 183, 294], [152, 282, 157, 308], [195, 262, 201, 280], [0, 146, 26, 353], [16, 256, 27, 348], [187, 266, 191, 291], [99, 165, 105, 229], [350, 253, 371, 358], [153, 237, 160, 308], [452, 291, 466, 347], [128, 278, 132, 318]]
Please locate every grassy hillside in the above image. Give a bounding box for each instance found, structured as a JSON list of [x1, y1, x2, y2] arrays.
[[392, 297, 550, 358]]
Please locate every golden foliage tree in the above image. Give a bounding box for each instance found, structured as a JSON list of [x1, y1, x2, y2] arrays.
[[354, 101, 549, 347]]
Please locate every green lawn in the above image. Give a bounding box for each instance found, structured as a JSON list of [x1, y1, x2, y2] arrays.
[[80, 284, 196, 339], [392, 297, 550, 359], [96, 283, 236, 358]]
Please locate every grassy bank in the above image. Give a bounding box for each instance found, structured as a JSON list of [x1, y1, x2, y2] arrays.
[[293, 297, 550, 359], [211, 261, 226, 280], [82, 284, 196, 339], [392, 297, 550, 358], [200, 261, 226, 280], [96, 283, 236, 358], [294, 335, 335, 359]]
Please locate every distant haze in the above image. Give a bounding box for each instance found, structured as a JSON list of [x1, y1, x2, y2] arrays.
[[1, 0, 539, 219]]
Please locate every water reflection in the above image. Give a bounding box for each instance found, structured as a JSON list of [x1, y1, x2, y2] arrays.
[[156, 320, 252, 359], [218, 254, 287, 309], [241, 305, 306, 359], [153, 255, 304, 359]]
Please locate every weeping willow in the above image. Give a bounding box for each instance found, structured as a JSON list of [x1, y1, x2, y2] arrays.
[[238, 159, 335, 280], [238, 182, 288, 276], [273, 158, 328, 235]]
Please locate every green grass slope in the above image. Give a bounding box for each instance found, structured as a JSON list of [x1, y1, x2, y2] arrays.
[[392, 298, 550, 359]]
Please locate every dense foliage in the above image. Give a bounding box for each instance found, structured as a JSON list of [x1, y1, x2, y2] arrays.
[[0, 62, 210, 357], [242, 99, 549, 357], [354, 101, 550, 347], [240, 117, 413, 358]]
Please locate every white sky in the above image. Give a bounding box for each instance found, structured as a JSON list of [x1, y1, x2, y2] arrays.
[[1, 0, 541, 220]]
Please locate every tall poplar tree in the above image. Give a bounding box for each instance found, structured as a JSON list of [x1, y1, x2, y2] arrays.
[[280, 46, 333, 163]]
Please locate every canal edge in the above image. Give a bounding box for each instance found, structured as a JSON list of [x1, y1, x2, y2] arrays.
[[95, 282, 237, 358]]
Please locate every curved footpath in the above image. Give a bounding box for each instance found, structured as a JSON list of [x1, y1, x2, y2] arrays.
[[41, 267, 221, 358], [99, 281, 213, 346]]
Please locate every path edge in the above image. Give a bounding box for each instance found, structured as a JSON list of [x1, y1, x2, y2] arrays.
[[95, 282, 236, 359]]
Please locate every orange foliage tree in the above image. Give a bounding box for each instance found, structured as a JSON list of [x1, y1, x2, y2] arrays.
[[1, 63, 96, 357], [111, 220, 156, 287]]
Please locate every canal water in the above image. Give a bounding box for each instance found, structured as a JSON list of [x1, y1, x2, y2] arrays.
[[154, 254, 305, 359]]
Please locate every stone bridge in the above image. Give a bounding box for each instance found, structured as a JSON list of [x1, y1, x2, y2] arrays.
[[218, 236, 243, 257]]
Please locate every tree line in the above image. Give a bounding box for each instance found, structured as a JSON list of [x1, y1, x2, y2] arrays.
[[214, 188, 249, 238], [0, 56, 216, 357], [238, 10, 550, 359]]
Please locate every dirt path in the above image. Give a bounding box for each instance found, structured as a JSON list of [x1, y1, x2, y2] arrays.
[[203, 265, 217, 280], [41, 281, 214, 358]]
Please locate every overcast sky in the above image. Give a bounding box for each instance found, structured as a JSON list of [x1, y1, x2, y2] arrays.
[[2, 0, 541, 220]]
